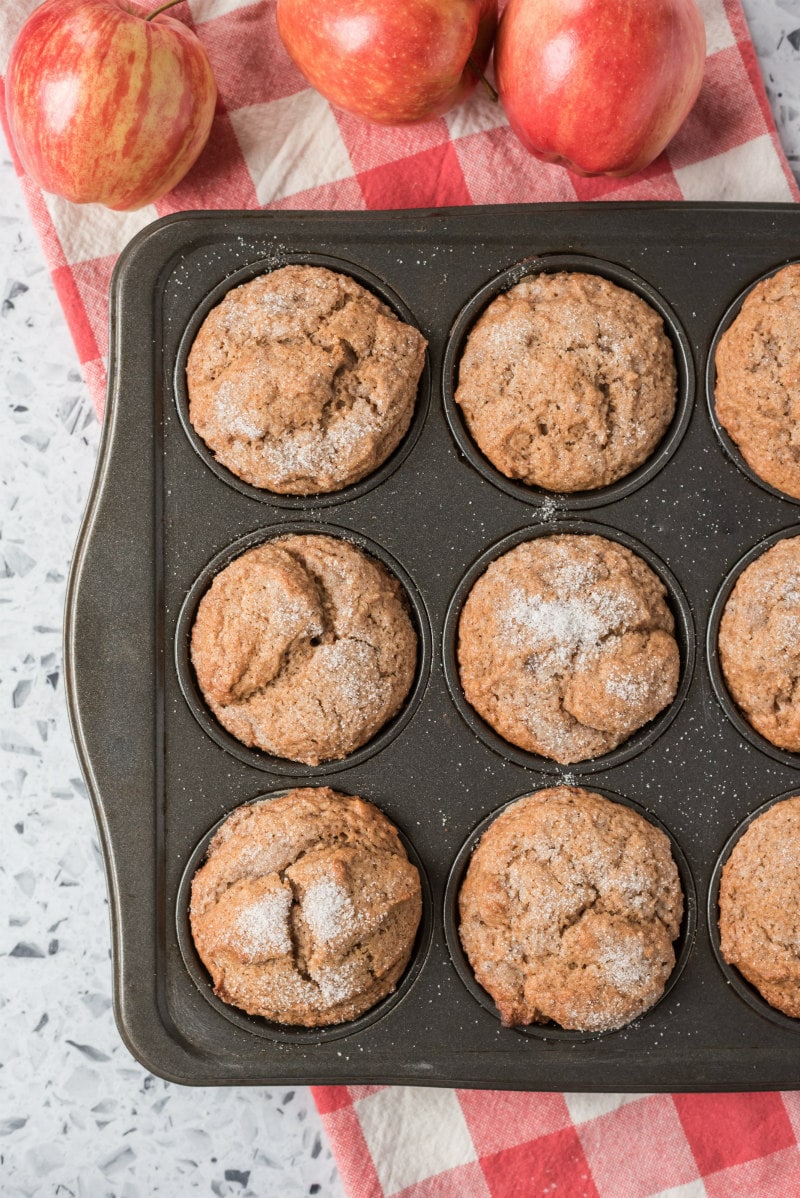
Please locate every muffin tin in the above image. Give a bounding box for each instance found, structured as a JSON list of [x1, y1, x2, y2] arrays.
[[65, 202, 800, 1090]]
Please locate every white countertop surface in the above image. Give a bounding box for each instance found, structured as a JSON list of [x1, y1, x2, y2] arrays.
[[1, 4, 799, 1194]]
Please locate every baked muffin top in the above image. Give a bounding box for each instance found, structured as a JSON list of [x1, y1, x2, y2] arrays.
[[719, 795, 800, 1018], [718, 535, 800, 752], [455, 271, 677, 492], [191, 534, 417, 765], [458, 787, 683, 1032], [715, 263, 800, 499], [190, 788, 422, 1026], [457, 534, 680, 764], [187, 265, 426, 495]]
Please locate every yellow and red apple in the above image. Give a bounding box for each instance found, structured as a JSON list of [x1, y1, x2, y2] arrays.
[[495, 0, 706, 177], [6, 0, 217, 210], [276, 0, 498, 126]]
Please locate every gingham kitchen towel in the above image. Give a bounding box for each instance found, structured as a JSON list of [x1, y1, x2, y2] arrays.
[[1, 0, 798, 417], [3, 2, 800, 1196], [311, 1087, 800, 1198], [312, 1086, 800, 1196]]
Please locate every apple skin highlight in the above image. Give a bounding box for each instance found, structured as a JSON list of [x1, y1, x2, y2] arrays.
[[6, 0, 218, 210], [277, 0, 498, 125], [495, 0, 706, 177]]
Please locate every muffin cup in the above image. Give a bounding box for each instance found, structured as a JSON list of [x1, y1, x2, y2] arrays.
[[706, 524, 800, 768], [444, 786, 697, 1041], [706, 259, 800, 506], [708, 789, 800, 1033], [442, 520, 695, 774], [174, 253, 431, 509], [442, 253, 694, 511], [175, 522, 432, 775], [176, 788, 433, 1043]]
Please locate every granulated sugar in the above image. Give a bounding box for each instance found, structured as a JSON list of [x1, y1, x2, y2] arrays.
[[315, 957, 361, 1006], [477, 306, 535, 360], [779, 570, 800, 606], [595, 931, 651, 994], [259, 404, 381, 485], [233, 885, 292, 960], [604, 669, 651, 705], [213, 378, 267, 440], [500, 582, 635, 668], [313, 639, 386, 712], [239, 576, 323, 645], [303, 877, 356, 944]]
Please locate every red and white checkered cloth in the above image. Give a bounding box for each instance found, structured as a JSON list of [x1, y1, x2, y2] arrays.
[[3, 1, 800, 1194], [313, 1087, 800, 1196]]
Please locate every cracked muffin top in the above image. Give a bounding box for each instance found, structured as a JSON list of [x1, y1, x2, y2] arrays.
[[454, 271, 677, 492], [714, 263, 800, 500], [719, 795, 800, 1019], [457, 534, 680, 765], [190, 534, 417, 765], [458, 787, 684, 1032], [190, 788, 422, 1026], [186, 264, 427, 495], [718, 535, 800, 752]]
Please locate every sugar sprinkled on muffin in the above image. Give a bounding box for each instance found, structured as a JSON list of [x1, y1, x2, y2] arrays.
[[190, 788, 422, 1027]]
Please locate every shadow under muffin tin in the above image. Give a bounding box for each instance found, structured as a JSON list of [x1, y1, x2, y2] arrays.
[[65, 203, 800, 1089]]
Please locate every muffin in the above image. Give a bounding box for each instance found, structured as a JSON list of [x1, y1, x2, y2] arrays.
[[457, 534, 680, 764], [190, 534, 417, 765], [190, 788, 423, 1026], [714, 263, 800, 499], [458, 787, 684, 1032], [454, 271, 677, 492], [187, 264, 427, 494], [719, 796, 800, 1018], [718, 536, 800, 752]]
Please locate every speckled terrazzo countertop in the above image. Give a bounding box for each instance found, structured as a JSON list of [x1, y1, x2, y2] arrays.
[[1, 4, 800, 1194]]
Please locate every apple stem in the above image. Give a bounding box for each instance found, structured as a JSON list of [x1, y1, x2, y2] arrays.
[[468, 57, 498, 104], [145, 0, 186, 20]]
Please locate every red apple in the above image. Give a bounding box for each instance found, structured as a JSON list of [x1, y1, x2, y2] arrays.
[[276, 0, 498, 125], [6, 0, 217, 210], [495, 0, 706, 176]]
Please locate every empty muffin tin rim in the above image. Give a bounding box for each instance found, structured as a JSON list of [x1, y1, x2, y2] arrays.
[[705, 257, 800, 508], [706, 522, 800, 769], [441, 518, 696, 775], [443, 784, 698, 1042], [708, 788, 800, 1034], [174, 521, 433, 776], [441, 251, 696, 511], [173, 251, 433, 510], [175, 787, 435, 1044]]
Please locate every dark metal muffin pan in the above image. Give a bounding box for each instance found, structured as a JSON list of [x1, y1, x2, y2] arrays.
[[65, 202, 800, 1090]]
